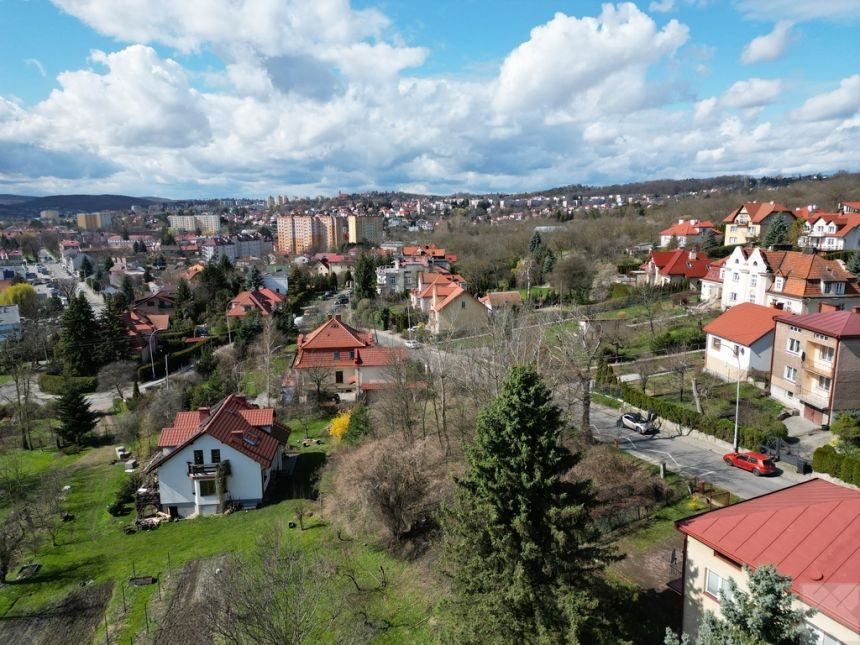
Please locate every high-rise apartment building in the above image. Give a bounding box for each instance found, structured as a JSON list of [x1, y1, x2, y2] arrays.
[[76, 212, 113, 230], [348, 214, 384, 245], [276, 214, 346, 255], [168, 213, 220, 235]]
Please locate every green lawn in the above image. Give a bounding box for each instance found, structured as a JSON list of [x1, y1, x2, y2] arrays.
[[242, 350, 295, 398], [0, 446, 437, 643], [0, 374, 12, 386]]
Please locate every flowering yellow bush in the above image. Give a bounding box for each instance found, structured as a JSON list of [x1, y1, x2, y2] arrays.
[[329, 410, 352, 441]]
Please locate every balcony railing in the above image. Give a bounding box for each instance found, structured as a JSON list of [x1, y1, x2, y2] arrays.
[[187, 460, 231, 478], [798, 389, 830, 410]]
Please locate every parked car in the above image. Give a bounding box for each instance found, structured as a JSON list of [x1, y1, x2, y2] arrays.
[[322, 291, 335, 300], [404, 339, 421, 349], [335, 296, 349, 305], [619, 412, 658, 435], [722, 451, 778, 476]]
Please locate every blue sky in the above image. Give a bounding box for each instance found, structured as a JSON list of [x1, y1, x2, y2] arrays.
[[1, 0, 859, 197]]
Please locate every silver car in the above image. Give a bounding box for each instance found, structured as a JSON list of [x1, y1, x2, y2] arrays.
[[620, 412, 658, 435]]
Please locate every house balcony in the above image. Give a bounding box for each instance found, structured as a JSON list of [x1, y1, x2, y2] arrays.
[[187, 460, 231, 479], [798, 389, 830, 410], [802, 360, 834, 379]]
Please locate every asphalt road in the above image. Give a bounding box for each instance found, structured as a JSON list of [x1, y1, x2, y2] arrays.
[[587, 402, 800, 500], [40, 255, 105, 313]]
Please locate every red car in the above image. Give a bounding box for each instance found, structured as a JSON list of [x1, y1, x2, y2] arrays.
[[723, 451, 778, 476]]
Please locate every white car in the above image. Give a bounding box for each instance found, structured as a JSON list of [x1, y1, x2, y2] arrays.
[[404, 339, 421, 349]]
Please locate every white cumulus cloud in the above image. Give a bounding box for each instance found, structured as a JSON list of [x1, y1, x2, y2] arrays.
[[792, 74, 860, 122], [721, 78, 783, 108], [741, 20, 795, 64]]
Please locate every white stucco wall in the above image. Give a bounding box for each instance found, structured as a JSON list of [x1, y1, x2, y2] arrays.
[[156, 434, 266, 516], [704, 334, 773, 381]]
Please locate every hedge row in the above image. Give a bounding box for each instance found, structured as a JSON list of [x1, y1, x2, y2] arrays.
[[812, 444, 860, 487], [605, 383, 786, 450], [38, 374, 98, 395]]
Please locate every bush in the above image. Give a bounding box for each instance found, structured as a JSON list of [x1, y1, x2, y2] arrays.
[[812, 444, 835, 474], [39, 374, 97, 394]]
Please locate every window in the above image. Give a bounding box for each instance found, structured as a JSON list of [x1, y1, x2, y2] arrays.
[[730, 292, 738, 302], [705, 570, 733, 602], [333, 351, 340, 360], [335, 371, 344, 384], [750, 275, 758, 288], [461, 300, 466, 309], [711, 337, 721, 350], [748, 293, 756, 303], [814, 332, 830, 341], [199, 480, 216, 496], [807, 623, 843, 645], [733, 272, 740, 282], [819, 346, 835, 362], [817, 375, 831, 391], [729, 236, 737, 243], [774, 277, 784, 291], [789, 325, 801, 333], [785, 366, 797, 382], [193, 450, 204, 465], [787, 338, 801, 354], [210, 449, 220, 464]]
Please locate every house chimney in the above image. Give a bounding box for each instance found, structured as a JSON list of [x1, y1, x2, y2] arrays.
[[333, 313, 342, 322], [199, 406, 210, 417], [688, 249, 697, 261], [853, 306, 860, 314], [678, 218, 684, 225]]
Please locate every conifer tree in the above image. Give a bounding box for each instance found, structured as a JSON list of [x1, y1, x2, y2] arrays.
[[98, 295, 130, 365], [763, 215, 789, 247], [56, 388, 97, 446], [246, 265, 264, 291], [59, 293, 99, 376], [847, 249, 860, 276], [443, 366, 617, 643], [353, 254, 376, 300]]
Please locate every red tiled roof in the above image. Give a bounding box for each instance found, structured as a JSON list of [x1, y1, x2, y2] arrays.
[[704, 303, 786, 346], [239, 408, 274, 426], [644, 249, 712, 279], [479, 291, 524, 308], [294, 345, 405, 370], [659, 219, 716, 237], [298, 315, 372, 350], [759, 250, 859, 298], [227, 288, 284, 318], [776, 310, 860, 338], [433, 285, 470, 312], [702, 257, 727, 284], [150, 394, 289, 470], [723, 202, 796, 224], [677, 479, 860, 634]]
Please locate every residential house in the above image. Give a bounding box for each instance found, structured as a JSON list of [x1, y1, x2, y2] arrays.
[[699, 257, 727, 305], [183, 262, 205, 283], [722, 201, 797, 245], [122, 309, 170, 362], [702, 303, 785, 381], [145, 394, 291, 518], [676, 479, 860, 645], [292, 315, 405, 399], [769, 308, 860, 425], [227, 288, 285, 319], [717, 246, 860, 313], [261, 270, 289, 296], [400, 244, 457, 270], [411, 271, 467, 313], [840, 201, 860, 214], [201, 237, 236, 264], [636, 249, 713, 289], [479, 290, 524, 312], [798, 212, 860, 252], [428, 285, 488, 336], [313, 254, 354, 278], [659, 219, 717, 248], [0, 305, 22, 342], [133, 289, 176, 317]]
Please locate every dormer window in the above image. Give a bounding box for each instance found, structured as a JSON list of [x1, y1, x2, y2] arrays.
[[822, 281, 845, 295], [774, 277, 784, 291]]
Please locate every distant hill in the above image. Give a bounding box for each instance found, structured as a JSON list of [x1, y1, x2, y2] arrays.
[[0, 194, 165, 219]]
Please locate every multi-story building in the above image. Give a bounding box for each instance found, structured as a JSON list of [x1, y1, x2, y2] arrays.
[[676, 479, 859, 645], [168, 213, 220, 235], [0, 305, 22, 342], [798, 212, 860, 252], [201, 237, 236, 264], [722, 201, 797, 245], [658, 218, 717, 248], [348, 214, 383, 245], [317, 214, 345, 251], [277, 215, 317, 255], [233, 233, 274, 259], [76, 212, 113, 231], [769, 308, 860, 425], [716, 246, 860, 313]]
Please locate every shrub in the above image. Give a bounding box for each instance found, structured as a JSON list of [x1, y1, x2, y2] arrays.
[[813, 445, 836, 474], [328, 410, 351, 442], [39, 374, 97, 394]]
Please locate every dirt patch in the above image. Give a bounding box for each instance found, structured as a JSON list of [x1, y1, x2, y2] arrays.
[[0, 581, 113, 645], [613, 533, 685, 591], [152, 557, 226, 645]]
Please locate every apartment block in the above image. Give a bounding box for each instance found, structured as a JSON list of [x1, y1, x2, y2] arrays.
[[770, 309, 860, 425], [348, 214, 383, 245], [76, 212, 113, 230], [276, 214, 345, 255], [168, 213, 220, 235]]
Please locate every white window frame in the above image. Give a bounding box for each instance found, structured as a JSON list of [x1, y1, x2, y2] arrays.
[[774, 277, 784, 291], [705, 570, 733, 602], [817, 375, 832, 392], [785, 366, 797, 382], [787, 338, 801, 354], [807, 622, 844, 645], [820, 346, 835, 363], [729, 292, 738, 302]]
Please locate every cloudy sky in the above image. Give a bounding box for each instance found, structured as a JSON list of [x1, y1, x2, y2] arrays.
[[1, 0, 859, 198]]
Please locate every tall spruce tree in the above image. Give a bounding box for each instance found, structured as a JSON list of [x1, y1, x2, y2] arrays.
[[847, 249, 860, 275], [353, 254, 376, 300], [56, 388, 97, 446], [442, 366, 617, 643], [763, 215, 790, 247], [59, 293, 99, 376], [98, 295, 130, 365], [246, 264, 264, 290]]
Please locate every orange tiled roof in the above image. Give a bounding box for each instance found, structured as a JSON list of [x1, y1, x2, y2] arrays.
[[723, 201, 796, 224], [227, 288, 284, 317], [760, 251, 859, 297], [298, 315, 372, 350], [479, 291, 524, 308], [704, 302, 786, 346], [659, 219, 716, 237], [644, 249, 712, 279], [294, 345, 405, 369]]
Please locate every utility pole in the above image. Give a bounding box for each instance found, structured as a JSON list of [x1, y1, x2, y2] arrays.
[[164, 354, 169, 391]]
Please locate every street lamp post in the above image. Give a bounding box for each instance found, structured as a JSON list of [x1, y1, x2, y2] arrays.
[[226, 305, 233, 344], [733, 345, 745, 452]]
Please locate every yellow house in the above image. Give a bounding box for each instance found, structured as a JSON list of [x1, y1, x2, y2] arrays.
[[676, 479, 860, 645], [428, 285, 488, 335], [722, 201, 797, 245]]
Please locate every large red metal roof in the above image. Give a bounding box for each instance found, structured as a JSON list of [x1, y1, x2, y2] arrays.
[[677, 479, 860, 633]]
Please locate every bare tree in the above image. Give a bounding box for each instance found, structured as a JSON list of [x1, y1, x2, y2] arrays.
[[0, 512, 26, 583], [56, 279, 78, 303], [374, 355, 426, 442], [301, 365, 333, 405], [550, 315, 605, 437], [665, 343, 696, 403], [253, 316, 284, 407], [636, 282, 664, 340], [0, 344, 35, 450], [97, 360, 139, 402], [203, 530, 342, 644]]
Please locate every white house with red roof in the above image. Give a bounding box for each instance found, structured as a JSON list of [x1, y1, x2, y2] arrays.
[[702, 302, 786, 381], [227, 288, 284, 318], [145, 394, 291, 518], [428, 285, 488, 335], [411, 271, 467, 313], [798, 212, 860, 252], [659, 218, 717, 248], [699, 257, 727, 305], [636, 249, 713, 289], [292, 314, 406, 399], [676, 479, 860, 644]]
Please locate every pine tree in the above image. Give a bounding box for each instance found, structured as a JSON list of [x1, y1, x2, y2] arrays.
[[246, 265, 264, 290], [56, 388, 97, 446], [763, 215, 789, 247], [701, 229, 719, 252], [59, 293, 99, 376], [529, 230, 543, 254], [847, 249, 860, 276], [174, 278, 193, 320], [79, 256, 93, 279], [442, 366, 617, 643], [97, 296, 130, 365], [353, 254, 376, 300], [121, 275, 135, 307]]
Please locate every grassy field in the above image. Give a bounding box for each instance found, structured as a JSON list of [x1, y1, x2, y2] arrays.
[[0, 443, 437, 643], [241, 349, 295, 398]]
